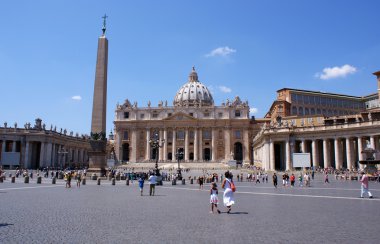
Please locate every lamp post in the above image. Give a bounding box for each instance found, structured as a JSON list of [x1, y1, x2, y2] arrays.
[[176, 148, 184, 180], [149, 132, 165, 176], [58, 147, 68, 170]]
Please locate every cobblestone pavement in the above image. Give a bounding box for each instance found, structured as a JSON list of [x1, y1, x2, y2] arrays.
[[1, 174, 379, 244]]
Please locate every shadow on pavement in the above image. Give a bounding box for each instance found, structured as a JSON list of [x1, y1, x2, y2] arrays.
[[0, 223, 14, 227], [228, 212, 249, 215]]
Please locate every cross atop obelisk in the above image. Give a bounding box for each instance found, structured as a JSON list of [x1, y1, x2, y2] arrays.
[[102, 14, 108, 36]]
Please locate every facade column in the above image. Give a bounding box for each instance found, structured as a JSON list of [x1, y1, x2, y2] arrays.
[[158, 130, 163, 161], [224, 128, 231, 161], [285, 140, 291, 170], [39, 142, 45, 167], [146, 129, 151, 161], [323, 139, 330, 168], [301, 140, 306, 153], [269, 140, 275, 170], [131, 130, 137, 162], [163, 129, 168, 161], [334, 138, 341, 169], [184, 128, 189, 161], [194, 129, 198, 161], [358, 137, 364, 169], [172, 130, 176, 162], [1, 141, 5, 152], [346, 138, 352, 170], [243, 129, 250, 163], [199, 129, 203, 161], [211, 128, 217, 161], [311, 140, 318, 168], [370, 136, 375, 149]]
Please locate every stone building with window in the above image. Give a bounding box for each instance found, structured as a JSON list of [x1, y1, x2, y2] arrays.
[[254, 70, 380, 171], [0, 118, 90, 169], [114, 68, 261, 164]]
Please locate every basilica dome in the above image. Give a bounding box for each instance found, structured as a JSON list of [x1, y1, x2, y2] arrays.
[[174, 67, 214, 107]]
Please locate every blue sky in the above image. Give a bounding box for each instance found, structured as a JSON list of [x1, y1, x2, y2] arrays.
[[1, 0, 379, 135]]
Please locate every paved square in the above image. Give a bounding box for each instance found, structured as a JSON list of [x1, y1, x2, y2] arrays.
[[1, 173, 379, 244]]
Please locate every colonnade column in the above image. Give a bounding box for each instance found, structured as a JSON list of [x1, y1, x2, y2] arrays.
[[311, 140, 318, 168], [2, 141, 6, 153], [323, 139, 330, 168], [146, 129, 151, 161], [194, 129, 198, 161], [12, 141, 16, 152], [263, 139, 270, 170], [269, 140, 275, 170], [199, 129, 203, 161], [52, 144, 56, 167], [285, 140, 291, 171], [358, 137, 364, 169], [163, 129, 168, 161], [211, 128, 217, 161], [184, 128, 189, 161], [172, 130, 176, 162], [334, 138, 341, 169], [346, 137, 352, 170], [39, 142, 45, 167], [301, 140, 306, 153], [24, 141, 30, 169], [46, 143, 53, 167], [224, 128, 231, 161]]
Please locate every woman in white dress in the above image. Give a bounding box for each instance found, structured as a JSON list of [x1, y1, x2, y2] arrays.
[[222, 171, 235, 213]]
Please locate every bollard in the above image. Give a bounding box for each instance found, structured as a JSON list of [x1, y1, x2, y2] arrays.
[[37, 176, 42, 184], [126, 179, 129, 186], [11, 176, 15, 183], [24, 176, 29, 184], [97, 178, 101, 185], [52, 177, 56, 184], [190, 179, 193, 184], [172, 179, 176, 185], [82, 178, 86, 185], [112, 178, 115, 185], [182, 179, 186, 185]]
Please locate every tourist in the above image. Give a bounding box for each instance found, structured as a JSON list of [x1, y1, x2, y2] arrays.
[[360, 172, 373, 199], [199, 176, 204, 190], [210, 182, 221, 214], [265, 173, 268, 183], [282, 173, 286, 187], [298, 173, 303, 187], [255, 173, 261, 184], [222, 171, 235, 214], [273, 173, 278, 188], [324, 173, 329, 184], [76, 173, 81, 188], [138, 176, 144, 196], [148, 173, 157, 196], [290, 174, 295, 187]]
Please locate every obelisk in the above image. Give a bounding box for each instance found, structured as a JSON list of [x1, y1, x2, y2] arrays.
[[88, 15, 109, 176]]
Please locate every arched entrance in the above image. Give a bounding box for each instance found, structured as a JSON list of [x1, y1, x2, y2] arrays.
[[234, 142, 243, 163], [204, 148, 211, 161], [122, 143, 129, 161]]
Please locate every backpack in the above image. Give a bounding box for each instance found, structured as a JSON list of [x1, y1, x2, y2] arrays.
[[229, 180, 236, 192]]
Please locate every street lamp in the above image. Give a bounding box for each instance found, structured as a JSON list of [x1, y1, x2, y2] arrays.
[[149, 132, 165, 176], [58, 147, 68, 170], [176, 148, 184, 180]]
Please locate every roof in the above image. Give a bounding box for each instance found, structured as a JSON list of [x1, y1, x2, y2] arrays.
[[276, 88, 367, 100]]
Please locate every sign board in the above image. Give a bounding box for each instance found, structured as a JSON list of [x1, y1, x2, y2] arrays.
[[228, 160, 237, 167], [292, 153, 311, 168]]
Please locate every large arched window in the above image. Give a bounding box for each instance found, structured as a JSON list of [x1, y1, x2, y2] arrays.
[[305, 108, 309, 115], [292, 106, 297, 115], [298, 107, 304, 115]]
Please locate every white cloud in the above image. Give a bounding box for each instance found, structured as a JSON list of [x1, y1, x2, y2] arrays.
[[219, 86, 232, 93], [250, 107, 258, 115], [205, 46, 236, 57], [316, 64, 357, 80], [71, 95, 82, 101]]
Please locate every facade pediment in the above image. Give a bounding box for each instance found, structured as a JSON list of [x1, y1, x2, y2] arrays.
[[163, 112, 197, 121]]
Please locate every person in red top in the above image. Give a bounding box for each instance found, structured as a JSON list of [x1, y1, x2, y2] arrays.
[[360, 172, 373, 199], [290, 174, 295, 187]]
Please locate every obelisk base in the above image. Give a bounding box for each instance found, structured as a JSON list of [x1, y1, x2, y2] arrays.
[[87, 140, 107, 176]]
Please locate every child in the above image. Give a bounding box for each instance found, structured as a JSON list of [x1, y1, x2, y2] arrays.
[[76, 173, 81, 188], [138, 176, 144, 196], [210, 182, 221, 214]]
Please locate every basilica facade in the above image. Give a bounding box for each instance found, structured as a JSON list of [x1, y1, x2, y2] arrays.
[[113, 68, 261, 164]]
